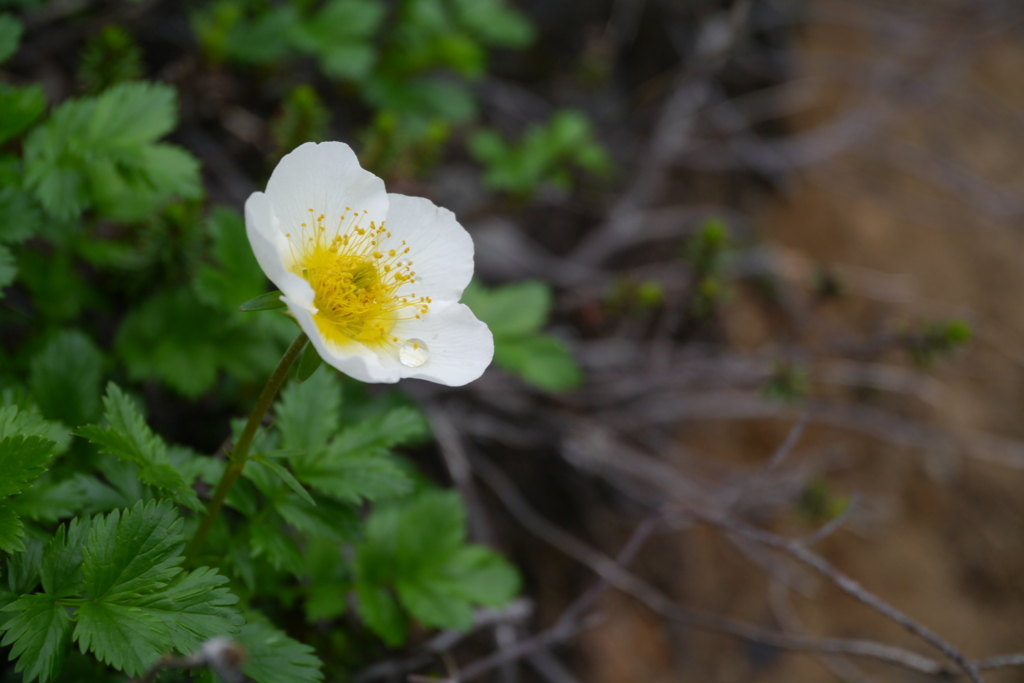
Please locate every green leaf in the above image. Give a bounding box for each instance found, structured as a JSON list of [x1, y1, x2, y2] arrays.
[[0, 83, 46, 144], [355, 583, 406, 646], [0, 404, 64, 445], [237, 620, 324, 683], [296, 342, 323, 382], [0, 244, 15, 295], [117, 287, 284, 396], [331, 406, 430, 455], [276, 370, 341, 456], [195, 206, 268, 310], [5, 539, 42, 594], [253, 456, 315, 507], [40, 518, 89, 598], [73, 599, 166, 676], [0, 13, 23, 64], [0, 503, 24, 553], [75, 384, 202, 510], [442, 545, 520, 606], [29, 330, 104, 426], [249, 523, 304, 576], [276, 494, 358, 540], [132, 567, 242, 651], [395, 579, 473, 631], [82, 500, 184, 600], [23, 81, 199, 221], [295, 450, 411, 505], [461, 280, 551, 338], [494, 334, 583, 392], [0, 594, 73, 683], [0, 187, 45, 244], [354, 490, 521, 641], [0, 435, 55, 498]]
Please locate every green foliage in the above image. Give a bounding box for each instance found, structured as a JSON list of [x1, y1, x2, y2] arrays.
[[77, 25, 144, 94], [0, 405, 57, 552], [354, 490, 520, 645], [23, 82, 201, 221], [272, 85, 332, 160], [75, 383, 203, 511], [194, 0, 534, 176], [797, 478, 850, 525], [0, 13, 22, 64], [463, 280, 583, 391], [761, 361, 809, 405], [468, 110, 611, 197], [684, 218, 734, 317], [29, 330, 104, 426], [1, 501, 242, 681], [154, 206, 297, 392], [907, 319, 972, 368], [0, 3, 530, 678], [238, 621, 324, 683]]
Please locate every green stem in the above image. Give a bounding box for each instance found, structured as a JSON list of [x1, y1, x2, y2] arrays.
[[184, 332, 309, 562]]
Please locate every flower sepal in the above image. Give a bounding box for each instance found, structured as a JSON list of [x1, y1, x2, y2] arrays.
[[238, 290, 286, 312]]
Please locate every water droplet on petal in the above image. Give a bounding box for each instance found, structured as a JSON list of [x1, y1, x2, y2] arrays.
[[399, 339, 429, 368]]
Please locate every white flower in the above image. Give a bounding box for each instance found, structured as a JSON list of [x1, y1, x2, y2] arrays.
[[244, 142, 493, 386]]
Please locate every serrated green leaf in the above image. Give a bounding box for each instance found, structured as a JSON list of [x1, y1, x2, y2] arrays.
[[331, 406, 430, 456], [461, 280, 551, 337], [29, 330, 104, 426], [117, 287, 283, 396], [23, 81, 199, 221], [0, 13, 22, 64], [253, 456, 316, 507], [442, 545, 520, 605], [276, 494, 358, 540], [296, 451, 411, 504], [249, 523, 304, 576], [74, 383, 202, 510], [40, 519, 89, 598], [73, 599, 166, 676], [0, 435, 55, 498], [82, 500, 184, 600], [0, 187, 45, 244], [395, 579, 473, 631], [0, 83, 45, 144], [132, 567, 242, 651], [237, 621, 324, 683], [0, 503, 24, 553], [276, 370, 341, 456], [0, 404, 63, 444], [5, 539, 42, 594], [355, 583, 405, 646], [195, 206, 269, 310], [0, 593, 73, 683], [354, 490, 521, 641]]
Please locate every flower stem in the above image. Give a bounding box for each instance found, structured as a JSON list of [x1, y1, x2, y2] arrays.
[[184, 331, 309, 562]]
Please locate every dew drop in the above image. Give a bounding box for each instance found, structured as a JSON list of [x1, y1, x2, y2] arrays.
[[399, 339, 429, 368]]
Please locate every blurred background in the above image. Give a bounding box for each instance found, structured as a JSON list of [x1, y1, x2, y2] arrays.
[[5, 0, 1024, 681]]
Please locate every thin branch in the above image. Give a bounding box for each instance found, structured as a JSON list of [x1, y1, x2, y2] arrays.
[[689, 510, 983, 682], [470, 455, 1023, 680]]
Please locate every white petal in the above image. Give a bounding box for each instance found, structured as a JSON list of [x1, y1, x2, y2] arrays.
[[283, 296, 404, 384], [389, 301, 494, 387], [265, 142, 388, 247], [244, 192, 315, 310], [384, 194, 474, 303]]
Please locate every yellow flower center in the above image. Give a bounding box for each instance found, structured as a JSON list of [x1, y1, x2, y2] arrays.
[[288, 209, 430, 348]]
